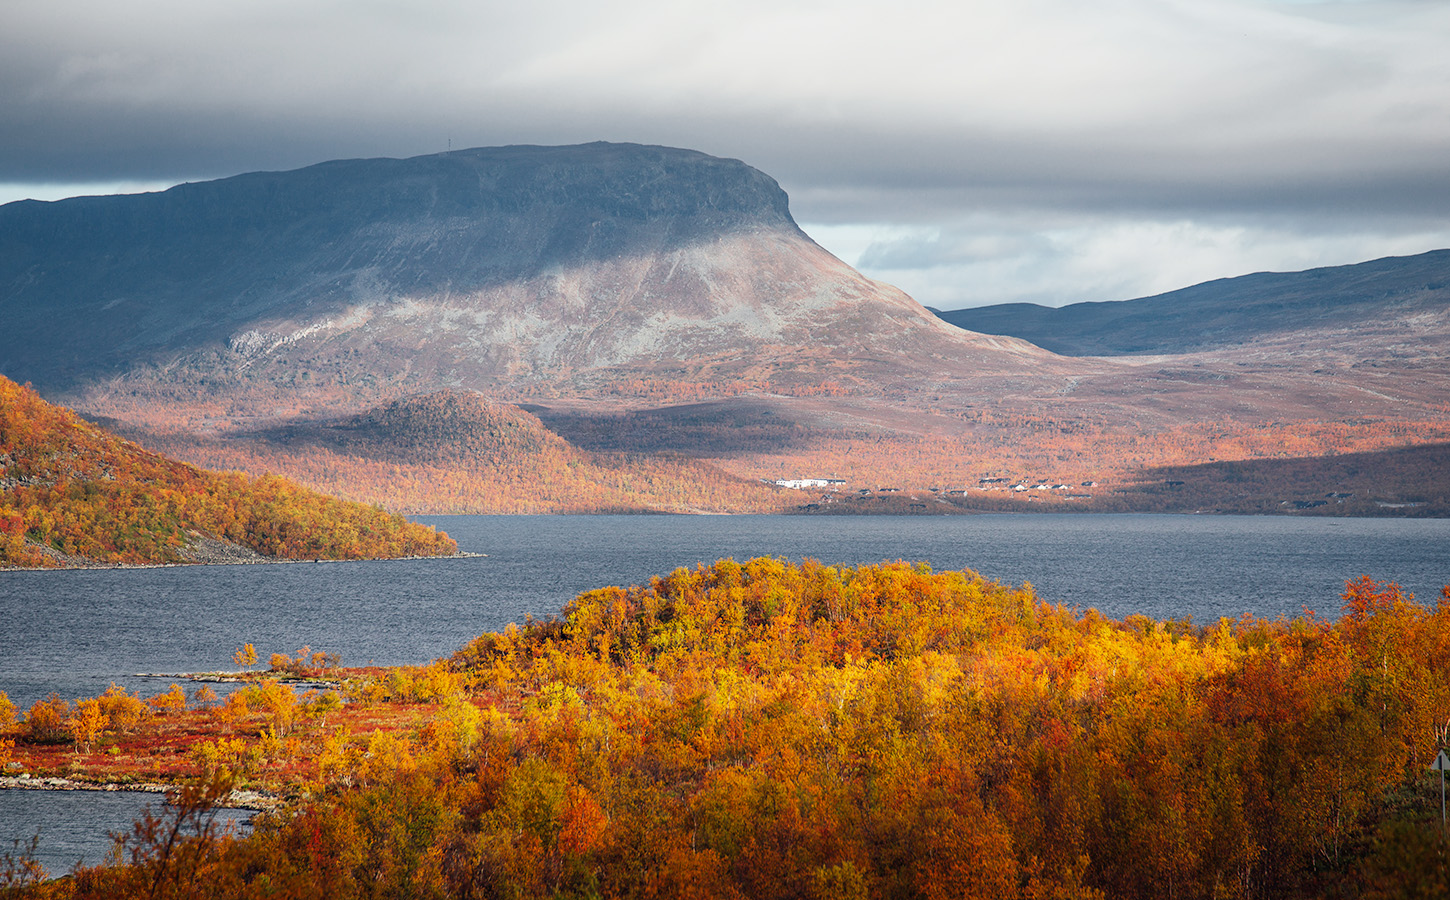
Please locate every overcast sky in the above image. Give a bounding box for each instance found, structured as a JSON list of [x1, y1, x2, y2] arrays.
[[5, 0, 1450, 309]]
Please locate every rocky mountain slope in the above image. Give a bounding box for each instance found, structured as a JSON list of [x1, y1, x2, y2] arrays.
[[0, 142, 1051, 426], [4, 143, 1448, 512]]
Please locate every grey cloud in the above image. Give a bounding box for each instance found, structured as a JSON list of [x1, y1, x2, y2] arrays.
[[857, 230, 1058, 271], [5, 0, 1449, 221], [827, 210, 1450, 310], [6, 0, 1450, 311]]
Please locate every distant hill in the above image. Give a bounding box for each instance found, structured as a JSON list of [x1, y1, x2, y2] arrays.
[[0, 142, 1046, 420], [133, 391, 789, 515], [0, 376, 456, 567], [931, 249, 1450, 356], [262, 391, 569, 466]]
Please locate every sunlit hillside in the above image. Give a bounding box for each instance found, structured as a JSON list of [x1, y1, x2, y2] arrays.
[[0, 376, 456, 567]]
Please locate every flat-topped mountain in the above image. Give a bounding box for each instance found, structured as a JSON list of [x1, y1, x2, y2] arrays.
[[931, 249, 1450, 358], [9, 143, 1448, 514], [0, 142, 1047, 419]]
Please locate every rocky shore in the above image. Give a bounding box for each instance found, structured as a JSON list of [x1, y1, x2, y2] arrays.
[[0, 775, 279, 811]]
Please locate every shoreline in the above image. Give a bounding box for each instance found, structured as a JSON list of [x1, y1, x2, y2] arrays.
[[131, 671, 343, 690], [0, 550, 485, 573], [0, 775, 279, 811]]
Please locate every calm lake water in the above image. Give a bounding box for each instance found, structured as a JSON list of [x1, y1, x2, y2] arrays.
[[3, 513, 1448, 874]]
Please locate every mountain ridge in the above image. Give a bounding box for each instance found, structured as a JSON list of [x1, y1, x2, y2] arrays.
[[930, 248, 1450, 357], [0, 142, 798, 384]]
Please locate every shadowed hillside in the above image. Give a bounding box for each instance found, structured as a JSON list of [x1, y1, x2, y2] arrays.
[[130, 391, 789, 515], [1114, 441, 1450, 515]]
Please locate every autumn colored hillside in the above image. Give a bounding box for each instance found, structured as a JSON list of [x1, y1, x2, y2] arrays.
[[0, 376, 456, 567], [4, 561, 1448, 897], [133, 391, 787, 514]]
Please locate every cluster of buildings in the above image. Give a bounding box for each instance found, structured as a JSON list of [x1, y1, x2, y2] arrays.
[[772, 475, 1104, 497], [977, 478, 1099, 493], [771, 477, 847, 490]]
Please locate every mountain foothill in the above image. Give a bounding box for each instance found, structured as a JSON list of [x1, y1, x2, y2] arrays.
[[0, 376, 456, 567], [2, 141, 1448, 518]]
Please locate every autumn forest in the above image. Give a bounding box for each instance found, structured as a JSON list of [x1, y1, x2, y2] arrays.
[[4, 561, 1449, 898]]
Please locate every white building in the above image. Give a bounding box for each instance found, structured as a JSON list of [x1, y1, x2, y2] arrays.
[[773, 478, 842, 490]]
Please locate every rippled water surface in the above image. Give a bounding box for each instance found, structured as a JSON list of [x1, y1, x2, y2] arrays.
[[3, 514, 1448, 709], [0, 789, 253, 877]]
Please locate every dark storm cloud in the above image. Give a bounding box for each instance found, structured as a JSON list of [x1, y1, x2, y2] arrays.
[[5, 0, 1450, 306]]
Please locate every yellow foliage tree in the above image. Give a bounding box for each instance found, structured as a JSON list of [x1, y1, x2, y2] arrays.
[[67, 699, 107, 751], [233, 644, 258, 672]]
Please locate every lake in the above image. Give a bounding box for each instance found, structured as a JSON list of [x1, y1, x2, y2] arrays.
[[0, 788, 253, 879], [3, 513, 1448, 875], [3, 514, 1449, 711]]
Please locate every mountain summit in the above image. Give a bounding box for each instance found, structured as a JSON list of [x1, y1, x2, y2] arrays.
[[0, 142, 1046, 418]]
